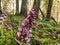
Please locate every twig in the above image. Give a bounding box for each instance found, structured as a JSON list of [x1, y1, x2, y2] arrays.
[[39, 7, 45, 19], [14, 38, 22, 45]]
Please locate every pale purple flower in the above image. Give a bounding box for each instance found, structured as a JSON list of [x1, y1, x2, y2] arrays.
[[26, 38, 30, 43], [0, 21, 3, 24], [0, 17, 4, 24], [28, 34, 32, 38], [25, 37, 29, 41], [0, 17, 4, 21]]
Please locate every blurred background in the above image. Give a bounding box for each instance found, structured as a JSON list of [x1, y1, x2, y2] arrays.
[[0, 0, 60, 22], [0, 0, 60, 45]]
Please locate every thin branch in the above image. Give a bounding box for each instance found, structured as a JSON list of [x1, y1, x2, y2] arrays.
[[39, 7, 45, 19], [14, 38, 22, 45]]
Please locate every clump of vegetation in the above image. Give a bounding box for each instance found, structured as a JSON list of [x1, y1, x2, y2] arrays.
[[0, 24, 18, 45], [31, 20, 60, 45]]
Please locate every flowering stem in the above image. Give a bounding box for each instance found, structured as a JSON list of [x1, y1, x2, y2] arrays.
[[17, 9, 37, 45]]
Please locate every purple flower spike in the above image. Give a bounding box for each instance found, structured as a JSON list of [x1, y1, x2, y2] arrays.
[[0, 17, 4, 24], [17, 10, 37, 45], [0, 10, 7, 31]]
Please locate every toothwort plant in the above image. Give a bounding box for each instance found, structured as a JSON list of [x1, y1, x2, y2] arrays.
[[17, 9, 37, 45], [0, 10, 7, 31], [0, 10, 7, 24]]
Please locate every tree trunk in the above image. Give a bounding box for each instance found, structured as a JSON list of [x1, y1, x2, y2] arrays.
[[46, 0, 53, 21], [16, 0, 19, 14], [32, 0, 41, 14], [20, 0, 27, 17], [0, 0, 1, 10]]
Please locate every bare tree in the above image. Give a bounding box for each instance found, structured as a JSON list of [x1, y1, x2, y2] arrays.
[[20, 0, 27, 16], [32, 0, 41, 14], [16, 0, 19, 14], [46, 0, 53, 21], [0, 0, 1, 10]]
